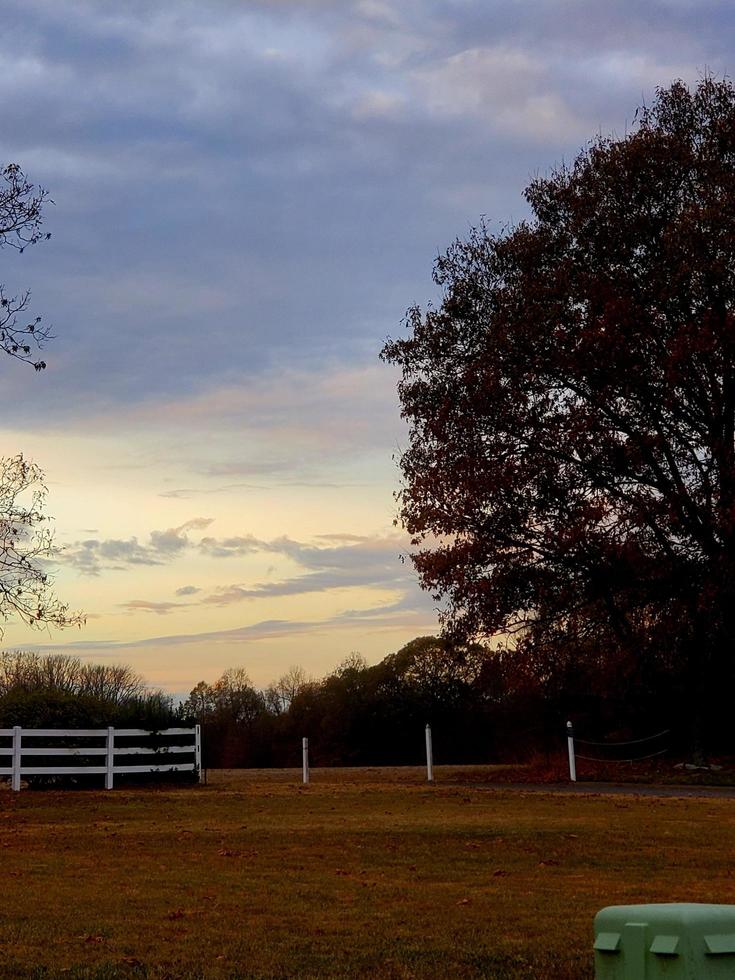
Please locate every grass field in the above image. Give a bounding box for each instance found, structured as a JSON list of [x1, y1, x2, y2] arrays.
[[2, 766, 735, 979]]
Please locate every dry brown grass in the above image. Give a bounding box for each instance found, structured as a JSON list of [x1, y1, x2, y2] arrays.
[[2, 766, 734, 979]]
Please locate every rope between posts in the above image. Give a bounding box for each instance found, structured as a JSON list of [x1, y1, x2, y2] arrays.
[[573, 728, 670, 748], [575, 748, 669, 763]]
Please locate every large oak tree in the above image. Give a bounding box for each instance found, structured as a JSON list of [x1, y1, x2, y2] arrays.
[[382, 78, 735, 746]]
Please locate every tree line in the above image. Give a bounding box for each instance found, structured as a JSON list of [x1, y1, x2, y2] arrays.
[[0, 650, 175, 730], [0, 630, 707, 771], [182, 634, 692, 769]]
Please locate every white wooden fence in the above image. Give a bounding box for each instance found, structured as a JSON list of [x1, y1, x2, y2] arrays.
[[0, 725, 201, 791]]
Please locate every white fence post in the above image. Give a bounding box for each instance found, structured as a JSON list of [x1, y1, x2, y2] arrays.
[[425, 723, 434, 783], [195, 723, 203, 783], [11, 725, 21, 792], [302, 737, 309, 785], [567, 720, 577, 782], [105, 726, 115, 790]]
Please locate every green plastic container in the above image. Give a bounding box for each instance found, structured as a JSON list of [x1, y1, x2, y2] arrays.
[[594, 904, 735, 978]]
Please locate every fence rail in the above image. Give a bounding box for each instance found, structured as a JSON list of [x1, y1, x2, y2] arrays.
[[0, 725, 202, 791]]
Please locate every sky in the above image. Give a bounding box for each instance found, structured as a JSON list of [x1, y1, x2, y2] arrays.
[[0, 0, 730, 695]]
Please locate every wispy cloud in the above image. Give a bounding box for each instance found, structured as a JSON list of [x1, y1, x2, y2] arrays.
[[198, 535, 265, 559], [60, 518, 214, 576], [120, 599, 192, 616], [175, 585, 201, 597], [75, 527, 423, 632], [199, 535, 414, 604], [27, 593, 440, 654]]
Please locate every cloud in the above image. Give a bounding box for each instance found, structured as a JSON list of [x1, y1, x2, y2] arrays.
[[59, 520, 421, 623], [59, 519, 411, 595], [158, 478, 364, 498], [199, 534, 416, 604], [120, 599, 191, 615], [27, 593, 440, 653], [198, 534, 266, 559], [411, 45, 589, 144], [61, 537, 165, 576], [175, 585, 201, 597], [158, 483, 264, 499], [0, 0, 720, 441], [7, 362, 406, 493], [351, 90, 405, 121], [60, 518, 213, 576], [315, 533, 371, 542], [148, 529, 192, 556], [63, 522, 426, 624], [149, 517, 214, 557]]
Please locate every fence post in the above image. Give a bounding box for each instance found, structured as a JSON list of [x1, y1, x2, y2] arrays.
[[566, 720, 577, 783], [195, 723, 203, 783], [302, 737, 309, 785], [425, 723, 434, 783], [105, 726, 115, 790], [11, 725, 21, 792]]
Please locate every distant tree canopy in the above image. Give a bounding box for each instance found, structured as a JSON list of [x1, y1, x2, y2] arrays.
[[183, 639, 549, 769], [182, 666, 266, 725], [381, 78, 735, 750], [0, 650, 175, 728]]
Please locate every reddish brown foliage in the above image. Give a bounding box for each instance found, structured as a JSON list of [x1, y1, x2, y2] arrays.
[[382, 78, 735, 745]]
